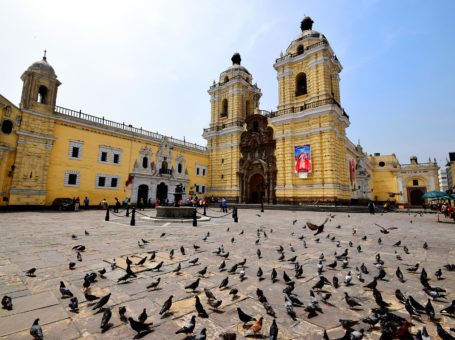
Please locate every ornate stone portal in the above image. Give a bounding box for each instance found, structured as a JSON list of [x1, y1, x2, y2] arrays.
[[238, 115, 276, 203]]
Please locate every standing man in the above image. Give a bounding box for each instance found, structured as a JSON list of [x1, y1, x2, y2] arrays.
[[367, 200, 376, 215], [83, 196, 89, 209]]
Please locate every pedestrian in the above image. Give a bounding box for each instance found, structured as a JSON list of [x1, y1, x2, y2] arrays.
[[114, 197, 121, 213], [367, 200, 375, 215], [74, 197, 80, 211], [83, 196, 89, 208], [100, 198, 107, 209], [221, 197, 228, 213]]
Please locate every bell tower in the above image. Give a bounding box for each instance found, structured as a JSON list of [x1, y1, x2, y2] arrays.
[[20, 51, 61, 114], [270, 17, 351, 203], [8, 52, 60, 205], [203, 53, 262, 202]]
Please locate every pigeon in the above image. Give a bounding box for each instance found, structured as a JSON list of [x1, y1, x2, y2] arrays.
[[30, 318, 43, 340], [189, 257, 199, 265], [239, 270, 246, 281], [119, 306, 127, 320], [198, 266, 208, 277], [405, 298, 421, 318], [100, 307, 112, 331], [220, 252, 230, 259], [85, 230, 90, 235], [69, 262, 76, 270], [228, 263, 238, 274], [136, 256, 147, 266], [344, 292, 362, 308], [312, 276, 327, 290], [169, 249, 174, 258], [396, 267, 405, 283], [423, 287, 446, 300], [149, 251, 156, 261], [204, 288, 217, 301], [271, 268, 278, 282], [407, 263, 419, 273], [364, 278, 378, 290], [72, 245, 85, 251], [76, 252, 82, 261], [395, 289, 407, 303], [283, 271, 292, 283], [128, 317, 152, 334], [159, 295, 173, 315], [229, 288, 238, 298], [435, 268, 443, 280], [444, 264, 455, 271], [237, 307, 256, 324], [269, 319, 278, 340], [69, 297, 79, 312], [176, 315, 196, 334], [257, 249, 262, 258], [193, 244, 200, 251], [285, 295, 297, 320], [425, 299, 435, 321], [146, 278, 161, 290], [195, 328, 207, 340], [219, 260, 226, 271], [59, 281, 73, 298], [219, 277, 229, 289], [1, 296, 13, 310], [84, 291, 99, 302], [327, 260, 337, 269], [320, 292, 332, 304], [436, 323, 455, 340], [138, 308, 148, 323], [180, 245, 185, 255], [185, 278, 200, 291], [172, 263, 181, 274], [208, 298, 222, 310], [111, 260, 117, 270], [344, 271, 352, 286], [160, 232, 166, 238], [151, 261, 164, 271], [339, 319, 359, 330], [25, 268, 36, 276], [195, 296, 208, 318], [440, 300, 455, 315], [332, 276, 339, 289], [257, 267, 264, 280], [306, 218, 328, 236], [92, 293, 111, 310], [98, 268, 106, 277]]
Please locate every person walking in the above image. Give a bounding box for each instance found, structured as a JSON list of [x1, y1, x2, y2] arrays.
[[83, 196, 89, 209]]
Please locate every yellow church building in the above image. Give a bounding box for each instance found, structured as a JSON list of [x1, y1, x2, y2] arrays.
[[0, 17, 439, 208]]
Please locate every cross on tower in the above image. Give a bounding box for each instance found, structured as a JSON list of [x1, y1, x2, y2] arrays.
[[43, 49, 47, 60]]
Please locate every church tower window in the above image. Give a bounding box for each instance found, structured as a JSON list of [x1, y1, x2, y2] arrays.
[[37, 85, 48, 104], [142, 156, 148, 168], [297, 45, 304, 55], [295, 73, 307, 96], [221, 99, 228, 117]]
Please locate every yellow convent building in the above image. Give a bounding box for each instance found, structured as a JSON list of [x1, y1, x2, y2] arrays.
[[0, 17, 439, 207]]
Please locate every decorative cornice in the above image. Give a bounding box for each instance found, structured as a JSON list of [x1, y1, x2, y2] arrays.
[[16, 130, 56, 141]]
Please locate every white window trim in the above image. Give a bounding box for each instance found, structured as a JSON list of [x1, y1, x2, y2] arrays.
[[195, 164, 207, 176], [96, 174, 120, 189], [64, 170, 80, 187], [112, 148, 122, 165], [69, 140, 83, 160]]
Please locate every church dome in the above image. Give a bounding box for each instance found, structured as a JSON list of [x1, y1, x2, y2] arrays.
[[27, 55, 56, 76]]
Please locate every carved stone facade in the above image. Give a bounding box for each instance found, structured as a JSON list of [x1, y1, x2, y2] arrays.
[[238, 115, 276, 203]]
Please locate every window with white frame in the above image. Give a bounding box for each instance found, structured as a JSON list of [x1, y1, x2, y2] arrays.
[[112, 149, 122, 164], [68, 141, 83, 160], [195, 164, 207, 176], [194, 184, 205, 194], [96, 174, 120, 189], [64, 170, 80, 187], [99, 147, 110, 163]]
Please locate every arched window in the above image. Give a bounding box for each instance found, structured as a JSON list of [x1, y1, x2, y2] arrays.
[[295, 73, 307, 96], [297, 45, 304, 55], [142, 157, 148, 168], [178, 163, 182, 174], [245, 100, 252, 116], [224, 76, 229, 83], [221, 99, 228, 117], [37, 85, 48, 104]]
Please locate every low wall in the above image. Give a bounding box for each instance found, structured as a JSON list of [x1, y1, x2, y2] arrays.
[[156, 206, 195, 218]]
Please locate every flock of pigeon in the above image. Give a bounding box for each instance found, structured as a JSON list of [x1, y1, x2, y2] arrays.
[[2, 210, 455, 339]]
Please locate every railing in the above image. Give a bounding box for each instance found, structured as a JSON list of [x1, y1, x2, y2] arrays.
[[275, 40, 328, 63], [54, 106, 207, 152], [261, 97, 349, 119], [203, 120, 244, 133]]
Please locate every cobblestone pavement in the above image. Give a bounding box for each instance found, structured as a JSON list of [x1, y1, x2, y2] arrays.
[[0, 207, 454, 339]]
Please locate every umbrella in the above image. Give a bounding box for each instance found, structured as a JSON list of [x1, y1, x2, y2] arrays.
[[421, 191, 450, 199]]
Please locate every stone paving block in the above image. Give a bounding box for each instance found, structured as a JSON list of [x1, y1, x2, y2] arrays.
[[0, 291, 59, 317], [0, 304, 69, 337], [5, 318, 81, 340]]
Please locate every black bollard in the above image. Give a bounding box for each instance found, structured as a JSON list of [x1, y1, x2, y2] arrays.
[[234, 207, 238, 223], [126, 205, 129, 217], [203, 205, 206, 216], [261, 199, 264, 213], [193, 209, 197, 227], [105, 207, 110, 221], [130, 207, 136, 226]]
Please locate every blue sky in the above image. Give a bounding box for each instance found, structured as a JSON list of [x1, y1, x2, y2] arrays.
[[1, 0, 454, 166]]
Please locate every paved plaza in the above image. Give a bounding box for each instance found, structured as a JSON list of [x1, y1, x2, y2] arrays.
[[0, 207, 454, 339]]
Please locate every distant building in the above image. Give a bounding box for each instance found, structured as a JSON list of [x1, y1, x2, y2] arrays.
[[446, 152, 455, 193], [439, 168, 448, 192]]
